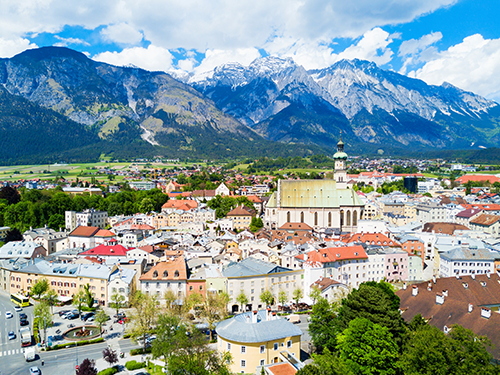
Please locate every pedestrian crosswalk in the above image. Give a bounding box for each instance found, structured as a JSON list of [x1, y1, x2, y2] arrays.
[[0, 348, 22, 356]]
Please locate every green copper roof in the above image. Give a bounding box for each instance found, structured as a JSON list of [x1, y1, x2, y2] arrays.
[[267, 179, 364, 208], [333, 151, 348, 159]]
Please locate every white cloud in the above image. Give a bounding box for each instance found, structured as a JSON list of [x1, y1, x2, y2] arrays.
[[191, 48, 262, 76], [54, 36, 90, 47], [0, 37, 37, 58], [101, 23, 143, 45], [93, 45, 174, 72], [408, 34, 500, 99], [263, 27, 394, 70], [398, 31, 442, 74]]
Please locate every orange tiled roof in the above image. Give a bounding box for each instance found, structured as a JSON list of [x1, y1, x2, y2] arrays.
[[227, 204, 256, 217], [296, 245, 367, 263], [469, 213, 500, 227], [266, 363, 297, 375], [139, 257, 187, 281], [95, 229, 116, 237], [69, 226, 100, 237], [162, 199, 198, 211], [342, 232, 399, 247], [464, 204, 500, 211], [456, 175, 500, 184]]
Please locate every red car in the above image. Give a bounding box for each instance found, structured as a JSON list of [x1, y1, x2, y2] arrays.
[[118, 317, 129, 324]]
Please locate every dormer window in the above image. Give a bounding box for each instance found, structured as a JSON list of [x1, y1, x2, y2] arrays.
[[153, 271, 158, 278], [174, 270, 179, 278], [163, 270, 168, 278]]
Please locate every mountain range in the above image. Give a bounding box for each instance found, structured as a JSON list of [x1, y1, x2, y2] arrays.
[[0, 46, 499, 164]]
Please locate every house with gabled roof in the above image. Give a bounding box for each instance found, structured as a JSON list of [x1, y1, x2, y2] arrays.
[[469, 214, 500, 236], [68, 226, 100, 249]]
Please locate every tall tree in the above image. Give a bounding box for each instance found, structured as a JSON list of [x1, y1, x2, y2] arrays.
[[83, 283, 95, 309], [309, 285, 322, 305], [72, 289, 86, 316], [278, 290, 288, 308], [94, 310, 109, 337], [34, 301, 53, 344], [4, 228, 23, 243], [76, 358, 98, 375], [42, 289, 59, 314], [110, 292, 126, 317], [0, 186, 21, 205], [129, 291, 159, 352], [236, 291, 249, 312], [201, 292, 229, 341], [336, 318, 399, 375], [31, 277, 49, 299], [102, 347, 118, 368], [260, 289, 274, 307], [292, 287, 304, 310], [309, 297, 338, 353]]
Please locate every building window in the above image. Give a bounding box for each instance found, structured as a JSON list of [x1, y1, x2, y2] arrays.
[[300, 212, 304, 223], [260, 345, 265, 353], [227, 343, 231, 350], [274, 343, 278, 350], [241, 360, 246, 368], [287, 340, 292, 348], [347, 210, 351, 226], [314, 212, 318, 226], [260, 359, 265, 366], [287, 211, 291, 222], [241, 346, 246, 354]]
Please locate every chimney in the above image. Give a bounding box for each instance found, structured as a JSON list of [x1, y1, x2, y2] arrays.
[[432, 275, 436, 284], [486, 273, 491, 279], [468, 303, 473, 313], [267, 308, 271, 321], [442, 289, 448, 297], [471, 274, 475, 280], [246, 314, 250, 323], [412, 285, 418, 296], [481, 307, 491, 319], [436, 293, 444, 305], [403, 282, 407, 290], [252, 310, 258, 324], [272, 312, 277, 320], [427, 282, 432, 291]]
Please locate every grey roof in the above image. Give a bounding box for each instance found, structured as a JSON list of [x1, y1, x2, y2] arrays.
[[109, 267, 136, 284], [216, 310, 302, 343], [440, 247, 498, 262], [16, 259, 112, 279], [0, 241, 43, 259], [223, 258, 291, 278]]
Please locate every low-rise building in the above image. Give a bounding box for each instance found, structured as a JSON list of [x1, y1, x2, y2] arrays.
[[216, 310, 302, 374], [139, 257, 188, 303], [439, 245, 496, 278]]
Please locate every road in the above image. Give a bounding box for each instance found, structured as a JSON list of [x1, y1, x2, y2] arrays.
[[0, 292, 138, 375]]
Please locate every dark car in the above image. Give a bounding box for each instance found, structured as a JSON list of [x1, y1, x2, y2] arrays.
[[67, 313, 79, 320], [81, 312, 95, 321], [20, 319, 29, 326], [8, 331, 16, 340], [58, 310, 70, 317], [19, 313, 27, 320]]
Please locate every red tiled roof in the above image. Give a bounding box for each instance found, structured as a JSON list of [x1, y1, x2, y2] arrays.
[[95, 229, 116, 237], [464, 204, 500, 212], [469, 214, 500, 227], [138, 245, 154, 253], [456, 208, 483, 218], [267, 363, 297, 375], [296, 245, 367, 263], [140, 257, 187, 281], [456, 175, 500, 184], [130, 224, 155, 230], [422, 222, 469, 235], [80, 244, 129, 256], [278, 222, 313, 231], [227, 204, 256, 217], [167, 192, 192, 198], [342, 232, 399, 247], [69, 226, 100, 237], [246, 195, 263, 203], [162, 199, 198, 211]]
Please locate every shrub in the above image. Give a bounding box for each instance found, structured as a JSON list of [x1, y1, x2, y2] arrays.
[[97, 367, 119, 375], [130, 347, 151, 356], [46, 337, 104, 351], [125, 360, 146, 370]]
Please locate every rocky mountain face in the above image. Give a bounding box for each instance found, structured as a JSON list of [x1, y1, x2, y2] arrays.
[[191, 57, 500, 151], [0, 47, 313, 161]]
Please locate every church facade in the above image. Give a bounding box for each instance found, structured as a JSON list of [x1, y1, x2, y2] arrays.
[[264, 137, 365, 232]]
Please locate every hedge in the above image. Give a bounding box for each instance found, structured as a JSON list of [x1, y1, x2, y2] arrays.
[[46, 337, 104, 351], [97, 367, 118, 375], [125, 360, 146, 370], [130, 347, 151, 356], [33, 317, 40, 344]]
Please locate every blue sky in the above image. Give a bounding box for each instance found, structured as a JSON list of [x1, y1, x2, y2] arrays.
[[1, 0, 500, 100]]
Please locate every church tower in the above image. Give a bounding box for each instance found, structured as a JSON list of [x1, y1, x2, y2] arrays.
[[333, 132, 348, 189]]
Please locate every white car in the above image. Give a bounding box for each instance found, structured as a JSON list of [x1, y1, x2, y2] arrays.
[[5, 311, 13, 319], [14, 306, 22, 312]]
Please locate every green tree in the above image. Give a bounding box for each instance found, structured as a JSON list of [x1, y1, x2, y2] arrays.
[[309, 297, 338, 353], [34, 301, 53, 344], [94, 310, 109, 337], [42, 289, 59, 314], [260, 289, 274, 307], [309, 285, 322, 305], [336, 282, 405, 346], [72, 289, 86, 316], [236, 291, 249, 312], [129, 291, 159, 352], [83, 283, 95, 309], [110, 292, 126, 317], [278, 290, 288, 307], [337, 318, 399, 375], [292, 287, 303, 310], [201, 292, 229, 341], [31, 277, 49, 299], [249, 217, 264, 232]]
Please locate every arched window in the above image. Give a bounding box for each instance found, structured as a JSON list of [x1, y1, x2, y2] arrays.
[[347, 210, 351, 226], [328, 212, 332, 227], [174, 270, 180, 278], [163, 270, 168, 278], [287, 211, 291, 222], [300, 212, 304, 223], [353, 210, 358, 226], [153, 271, 158, 278], [314, 212, 318, 226], [340, 210, 344, 227]]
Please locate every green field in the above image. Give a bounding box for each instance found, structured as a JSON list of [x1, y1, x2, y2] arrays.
[[0, 160, 204, 182]]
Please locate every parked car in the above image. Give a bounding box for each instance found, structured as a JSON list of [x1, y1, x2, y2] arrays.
[[67, 313, 79, 320], [58, 310, 70, 317], [20, 313, 27, 320], [5, 311, 13, 319], [20, 319, 29, 326], [81, 312, 95, 321], [86, 315, 95, 322], [8, 331, 16, 340]]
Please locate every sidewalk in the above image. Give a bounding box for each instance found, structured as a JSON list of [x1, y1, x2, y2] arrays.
[[94, 349, 165, 374]]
